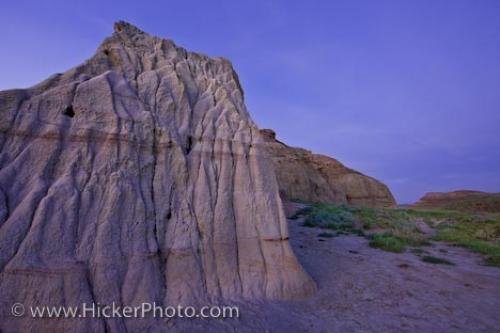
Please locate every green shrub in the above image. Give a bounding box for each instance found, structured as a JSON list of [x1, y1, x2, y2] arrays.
[[301, 204, 356, 231]]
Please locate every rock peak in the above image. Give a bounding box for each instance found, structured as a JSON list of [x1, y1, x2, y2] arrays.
[[259, 129, 277, 141], [113, 20, 146, 35]]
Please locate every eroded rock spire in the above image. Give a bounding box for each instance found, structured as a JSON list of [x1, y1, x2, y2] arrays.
[[0, 21, 315, 332]]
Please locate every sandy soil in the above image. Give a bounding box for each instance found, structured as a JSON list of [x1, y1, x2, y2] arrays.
[[171, 215, 500, 332]]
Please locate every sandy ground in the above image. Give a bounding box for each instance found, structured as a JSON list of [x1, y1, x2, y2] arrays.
[[171, 214, 500, 332]]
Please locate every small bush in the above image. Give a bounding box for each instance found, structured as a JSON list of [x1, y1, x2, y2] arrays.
[[301, 204, 356, 231]]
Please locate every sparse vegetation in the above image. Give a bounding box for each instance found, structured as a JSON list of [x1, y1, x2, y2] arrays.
[[434, 217, 500, 266], [421, 255, 455, 265], [369, 234, 406, 253], [293, 202, 500, 266]]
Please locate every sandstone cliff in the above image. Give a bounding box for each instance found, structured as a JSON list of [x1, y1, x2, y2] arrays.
[[260, 129, 396, 208], [0, 22, 314, 332], [415, 190, 500, 213]]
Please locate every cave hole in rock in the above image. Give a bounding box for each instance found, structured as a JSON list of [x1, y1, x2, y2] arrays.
[[346, 194, 352, 203], [63, 105, 75, 118], [186, 136, 193, 154]]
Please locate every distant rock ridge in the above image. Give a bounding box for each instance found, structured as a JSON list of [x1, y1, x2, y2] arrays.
[[415, 190, 500, 212], [260, 129, 396, 208], [0, 21, 314, 332]]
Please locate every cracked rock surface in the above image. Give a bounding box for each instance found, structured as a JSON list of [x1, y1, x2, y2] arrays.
[[0, 21, 314, 332]]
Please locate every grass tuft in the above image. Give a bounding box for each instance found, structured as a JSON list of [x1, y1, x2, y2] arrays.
[[369, 234, 406, 253]]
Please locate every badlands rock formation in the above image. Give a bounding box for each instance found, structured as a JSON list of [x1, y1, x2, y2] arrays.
[[415, 190, 500, 213], [0, 22, 314, 332], [260, 129, 396, 208]]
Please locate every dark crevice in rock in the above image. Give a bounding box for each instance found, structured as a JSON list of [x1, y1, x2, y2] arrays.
[[63, 105, 75, 118], [186, 135, 193, 154], [0, 186, 10, 228]]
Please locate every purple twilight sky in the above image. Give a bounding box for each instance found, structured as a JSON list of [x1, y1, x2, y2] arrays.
[[2, 0, 500, 203]]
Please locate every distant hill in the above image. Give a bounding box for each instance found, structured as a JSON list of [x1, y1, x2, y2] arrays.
[[260, 129, 396, 208], [414, 190, 500, 213]]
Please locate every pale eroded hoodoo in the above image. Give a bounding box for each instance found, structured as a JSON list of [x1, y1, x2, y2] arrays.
[[0, 22, 315, 332]]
